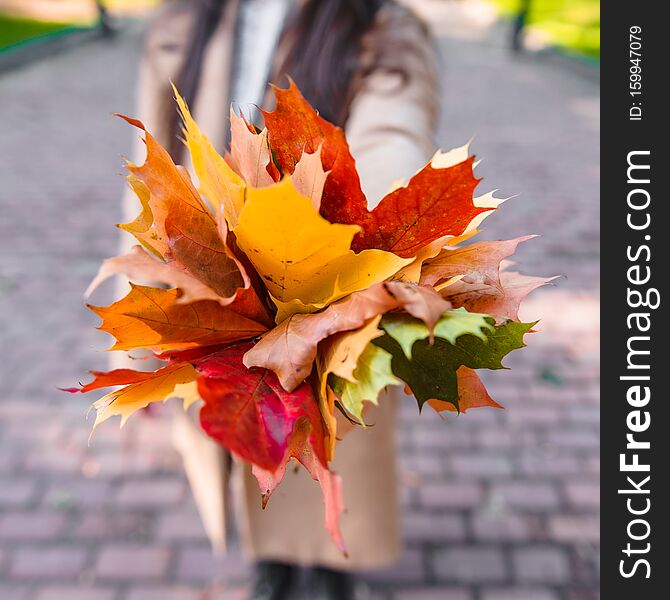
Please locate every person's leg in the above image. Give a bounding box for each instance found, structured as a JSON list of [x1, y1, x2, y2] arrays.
[[247, 561, 297, 600], [303, 566, 355, 600]]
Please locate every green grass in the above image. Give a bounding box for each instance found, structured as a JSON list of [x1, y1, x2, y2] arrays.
[[487, 0, 600, 58], [0, 0, 160, 51], [0, 14, 77, 51]]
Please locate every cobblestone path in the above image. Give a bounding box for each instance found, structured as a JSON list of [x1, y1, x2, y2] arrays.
[[0, 3, 599, 599]]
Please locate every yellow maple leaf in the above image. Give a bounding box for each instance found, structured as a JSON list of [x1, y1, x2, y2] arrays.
[[233, 178, 411, 319], [173, 85, 246, 228], [90, 362, 197, 431], [316, 316, 384, 458], [118, 174, 167, 259]]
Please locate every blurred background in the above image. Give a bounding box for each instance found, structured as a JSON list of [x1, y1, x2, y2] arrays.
[[0, 1, 599, 599]]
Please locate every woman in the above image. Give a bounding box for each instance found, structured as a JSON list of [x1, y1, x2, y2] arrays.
[[120, 0, 439, 597]]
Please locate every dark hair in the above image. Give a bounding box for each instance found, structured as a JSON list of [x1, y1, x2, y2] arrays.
[[167, 0, 385, 159]]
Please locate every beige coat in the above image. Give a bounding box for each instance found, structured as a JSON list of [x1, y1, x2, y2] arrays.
[[120, 0, 439, 570]]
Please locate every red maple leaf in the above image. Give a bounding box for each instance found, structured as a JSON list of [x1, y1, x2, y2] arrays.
[[263, 81, 489, 258]]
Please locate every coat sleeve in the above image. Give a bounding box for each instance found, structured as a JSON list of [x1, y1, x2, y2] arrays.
[[113, 8, 190, 336], [119, 5, 192, 247], [112, 12, 231, 555], [345, 5, 441, 208]]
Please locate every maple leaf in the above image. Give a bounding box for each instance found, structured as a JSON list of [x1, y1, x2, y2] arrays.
[[86, 245, 272, 327], [251, 426, 346, 555], [444, 270, 557, 322], [86, 245, 223, 305], [119, 115, 247, 302], [291, 145, 329, 210], [263, 81, 492, 257], [316, 316, 384, 457], [420, 236, 536, 290], [244, 281, 450, 392], [196, 343, 326, 470], [263, 80, 369, 225], [448, 189, 511, 245], [427, 367, 502, 413], [233, 178, 410, 315], [88, 284, 267, 352], [118, 175, 166, 258], [394, 186, 511, 283], [64, 367, 168, 395], [374, 316, 534, 411], [317, 316, 384, 385], [229, 109, 279, 187], [382, 281, 452, 332], [195, 343, 347, 554], [330, 343, 401, 424], [350, 157, 489, 257], [381, 308, 493, 359], [89, 361, 197, 430], [173, 85, 246, 228]]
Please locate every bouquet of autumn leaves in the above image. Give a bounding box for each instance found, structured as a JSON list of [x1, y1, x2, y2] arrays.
[[72, 82, 551, 554]]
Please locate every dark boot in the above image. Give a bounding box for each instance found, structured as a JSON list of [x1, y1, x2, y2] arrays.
[[247, 561, 297, 600], [303, 566, 355, 600]]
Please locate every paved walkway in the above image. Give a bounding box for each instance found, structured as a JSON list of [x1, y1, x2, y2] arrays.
[[0, 3, 599, 599]]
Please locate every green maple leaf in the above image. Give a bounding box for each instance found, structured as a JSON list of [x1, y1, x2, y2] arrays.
[[330, 344, 401, 424], [373, 314, 535, 411], [381, 307, 492, 359]]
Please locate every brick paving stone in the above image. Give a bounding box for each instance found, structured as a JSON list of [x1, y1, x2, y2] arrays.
[[543, 430, 599, 449], [413, 427, 475, 451], [114, 478, 185, 507], [0, 585, 31, 600], [564, 482, 600, 509], [0, 451, 18, 473], [95, 545, 171, 581], [393, 587, 474, 600], [548, 515, 600, 544], [418, 482, 483, 510], [156, 510, 209, 542], [433, 547, 508, 584], [400, 454, 445, 477], [566, 406, 600, 425], [586, 456, 600, 474], [23, 450, 86, 474], [43, 479, 113, 509], [481, 588, 560, 600], [518, 453, 581, 476], [33, 586, 118, 600], [85, 449, 179, 477], [0, 511, 67, 541], [506, 408, 562, 427], [9, 547, 88, 580], [124, 585, 202, 600], [448, 453, 514, 479], [565, 590, 600, 600], [362, 548, 426, 585], [512, 547, 571, 584], [470, 512, 541, 542], [175, 545, 249, 584], [72, 511, 153, 541], [489, 483, 561, 511], [474, 429, 535, 450], [0, 478, 38, 507], [402, 512, 467, 542]]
